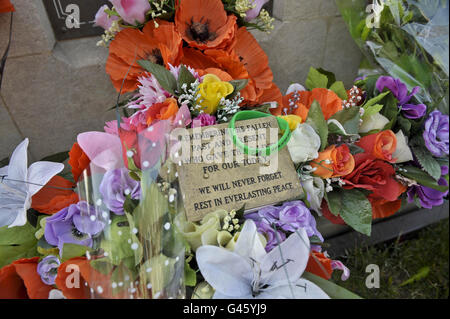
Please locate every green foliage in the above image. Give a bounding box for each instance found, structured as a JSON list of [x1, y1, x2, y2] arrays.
[[0, 223, 38, 268], [329, 81, 348, 100], [138, 60, 178, 95], [305, 67, 329, 90], [227, 79, 249, 99], [177, 65, 196, 93], [306, 100, 328, 151], [185, 259, 197, 287], [398, 165, 447, 192], [61, 243, 91, 262], [329, 105, 361, 135], [303, 272, 362, 299]]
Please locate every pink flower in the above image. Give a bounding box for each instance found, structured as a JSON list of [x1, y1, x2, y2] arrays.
[[192, 114, 217, 128], [245, 0, 269, 21], [94, 5, 119, 30], [110, 0, 150, 25]]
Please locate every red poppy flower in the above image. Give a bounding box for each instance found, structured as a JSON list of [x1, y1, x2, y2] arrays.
[[305, 251, 333, 280], [68, 142, 91, 183], [0, 257, 53, 299], [175, 0, 237, 51], [106, 20, 183, 92], [0, 0, 14, 13]]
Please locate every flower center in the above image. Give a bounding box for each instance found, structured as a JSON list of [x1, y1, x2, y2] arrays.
[[187, 18, 217, 43], [71, 226, 87, 239]]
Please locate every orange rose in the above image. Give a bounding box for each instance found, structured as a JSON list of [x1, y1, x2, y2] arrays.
[[311, 145, 355, 179], [356, 130, 397, 163], [0, 257, 53, 299], [68, 142, 91, 183], [145, 97, 179, 125], [279, 88, 343, 120], [32, 176, 79, 215]]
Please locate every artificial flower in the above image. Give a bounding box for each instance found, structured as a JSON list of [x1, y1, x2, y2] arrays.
[[245, 0, 270, 21], [106, 20, 183, 92], [0, 0, 14, 13], [196, 220, 329, 299], [197, 74, 234, 114], [249, 219, 286, 252], [192, 114, 217, 128], [280, 115, 303, 131], [359, 112, 390, 134], [37, 255, 60, 285], [305, 251, 333, 280], [68, 142, 91, 183], [109, 0, 150, 25], [407, 166, 449, 209], [375, 76, 425, 119], [0, 139, 64, 228], [321, 201, 345, 225], [48, 289, 66, 299], [300, 176, 325, 214], [311, 144, 355, 179], [286, 123, 321, 164], [145, 97, 179, 125], [369, 197, 403, 219], [392, 130, 413, 163], [44, 202, 106, 254], [31, 176, 79, 215], [99, 167, 141, 215], [356, 130, 397, 163], [0, 257, 53, 299], [77, 132, 124, 171], [423, 110, 449, 157], [94, 4, 119, 30], [175, 0, 237, 51]]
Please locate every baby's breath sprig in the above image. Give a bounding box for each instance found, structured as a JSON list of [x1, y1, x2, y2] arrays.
[[97, 20, 122, 47], [178, 80, 204, 117], [222, 210, 242, 234], [216, 93, 244, 123]]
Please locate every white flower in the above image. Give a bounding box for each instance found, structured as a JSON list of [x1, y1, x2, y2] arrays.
[[392, 130, 414, 163], [359, 112, 390, 133], [301, 177, 325, 214], [0, 139, 64, 228], [48, 289, 66, 299], [286, 83, 306, 95], [196, 220, 329, 299], [287, 123, 321, 164]]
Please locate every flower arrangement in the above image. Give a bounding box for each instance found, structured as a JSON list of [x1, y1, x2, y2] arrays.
[[0, 0, 448, 299]]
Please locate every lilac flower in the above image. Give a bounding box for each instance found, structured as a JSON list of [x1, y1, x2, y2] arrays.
[[245, 201, 323, 251], [423, 110, 449, 157], [94, 5, 119, 30], [407, 165, 449, 209], [99, 168, 141, 215], [376, 76, 426, 119], [192, 114, 217, 128], [44, 202, 105, 253], [109, 0, 150, 25], [253, 219, 286, 252], [245, 0, 269, 21], [37, 255, 60, 285]]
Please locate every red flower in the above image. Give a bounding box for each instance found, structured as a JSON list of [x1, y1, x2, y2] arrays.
[[0, 0, 14, 13], [305, 251, 333, 280], [321, 200, 346, 225], [0, 258, 52, 299], [68, 142, 91, 183]]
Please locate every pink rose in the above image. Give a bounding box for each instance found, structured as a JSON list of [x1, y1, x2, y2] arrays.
[[94, 4, 119, 30], [110, 0, 150, 25]]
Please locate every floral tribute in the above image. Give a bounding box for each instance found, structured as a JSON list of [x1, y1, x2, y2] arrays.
[[0, 0, 448, 299]]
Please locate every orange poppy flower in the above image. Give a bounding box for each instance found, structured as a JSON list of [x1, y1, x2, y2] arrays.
[[68, 142, 91, 183], [311, 144, 355, 179], [0, 0, 14, 13], [356, 130, 397, 163], [0, 257, 53, 299], [305, 251, 333, 280], [175, 0, 237, 51], [31, 176, 79, 215], [106, 20, 183, 93], [145, 97, 179, 125], [279, 88, 343, 120]]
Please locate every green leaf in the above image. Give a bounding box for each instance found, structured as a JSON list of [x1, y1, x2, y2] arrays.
[[329, 81, 348, 100], [177, 65, 196, 93], [137, 60, 177, 95], [362, 91, 390, 109], [90, 258, 115, 276], [306, 100, 328, 151], [400, 266, 430, 287], [39, 151, 69, 163], [397, 115, 412, 136], [305, 67, 328, 90], [302, 272, 362, 299], [398, 166, 448, 192], [348, 144, 365, 155], [412, 146, 442, 181], [326, 189, 372, 236], [0, 223, 38, 268], [329, 105, 361, 135], [61, 243, 92, 262], [185, 260, 197, 287], [227, 79, 249, 99], [381, 94, 399, 130], [317, 68, 336, 87], [362, 104, 384, 121]]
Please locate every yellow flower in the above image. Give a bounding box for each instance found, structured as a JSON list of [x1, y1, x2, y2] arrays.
[[197, 74, 234, 114], [279, 114, 303, 131]]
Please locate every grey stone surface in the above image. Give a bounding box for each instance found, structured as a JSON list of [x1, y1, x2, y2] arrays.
[[0, 98, 23, 160]]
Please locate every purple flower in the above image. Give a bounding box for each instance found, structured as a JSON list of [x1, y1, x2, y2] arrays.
[[109, 0, 150, 25], [94, 4, 119, 30], [423, 110, 449, 157], [192, 114, 217, 128], [245, 201, 323, 251], [99, 168, 141, 215], [44, 202, 105, 253], [245, 0, 270, 21], [254, 220, 286, 252], [376, 76, 425, 119], [407, 178, 448, 209], [37, 255, 60, 285]]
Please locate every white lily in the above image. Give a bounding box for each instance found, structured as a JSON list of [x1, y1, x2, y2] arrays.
[[287, 123, 321, 164], [392, 130, 414, 163], [0, 139, 64, 228], [196, 220, 329, 299]]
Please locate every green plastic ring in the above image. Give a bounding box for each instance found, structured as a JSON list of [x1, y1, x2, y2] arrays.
[[228, 110, 291, 156]]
